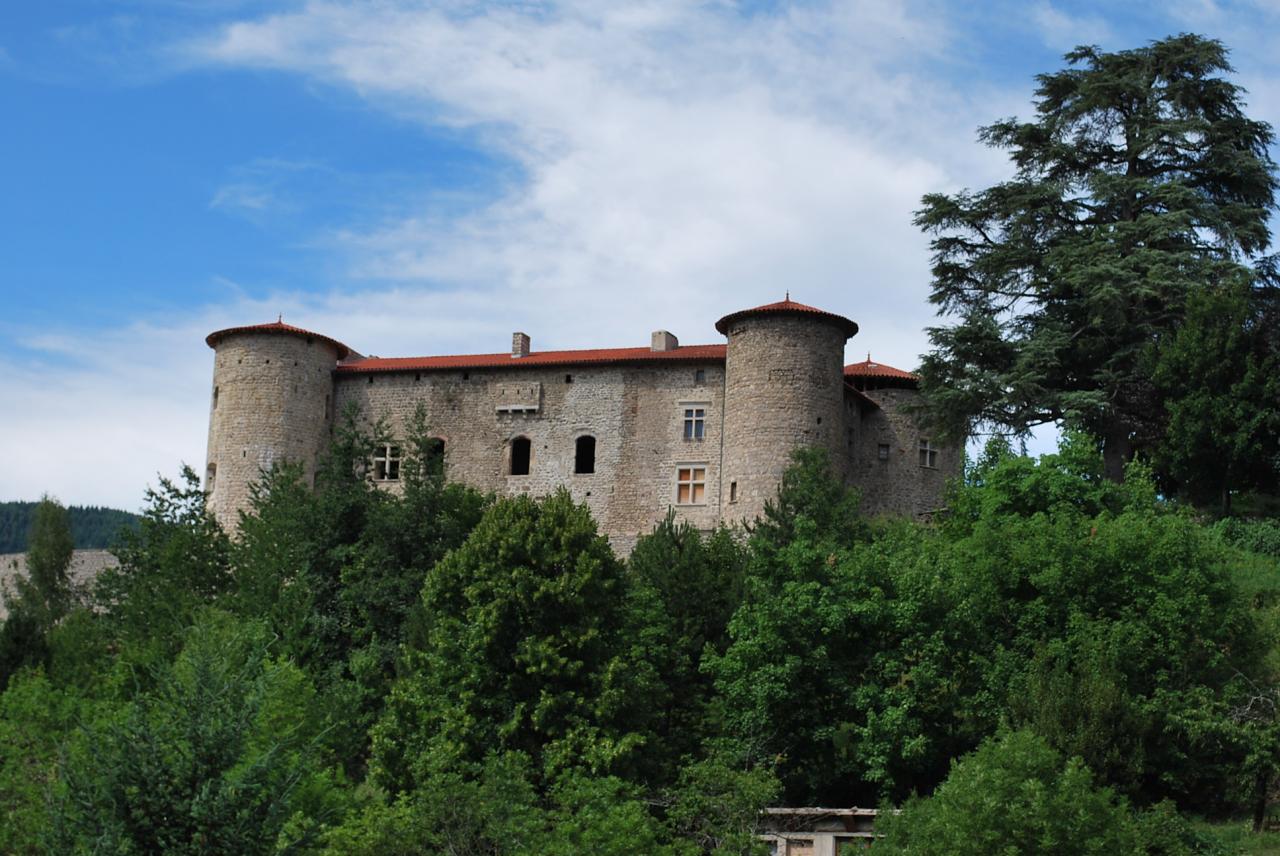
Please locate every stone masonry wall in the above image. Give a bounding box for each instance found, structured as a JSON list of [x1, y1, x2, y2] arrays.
[[333, 361, 725, 552], [721, 315, 849, 526], [206, 333, 338, 529], [850, 387, 961, 517]]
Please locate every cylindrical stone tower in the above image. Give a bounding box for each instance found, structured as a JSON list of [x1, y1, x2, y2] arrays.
[[717, 299, 858, 525], [204, 321, 349, 531]]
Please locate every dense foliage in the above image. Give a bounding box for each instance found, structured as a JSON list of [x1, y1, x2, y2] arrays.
[[1, 421, 1276, 853], [913, 34, 1279, 492], [0, 501, 140, 552]]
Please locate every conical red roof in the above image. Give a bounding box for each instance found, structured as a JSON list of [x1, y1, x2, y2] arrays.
[[205, 321, 352, 360], [715, 299, 858, 337]]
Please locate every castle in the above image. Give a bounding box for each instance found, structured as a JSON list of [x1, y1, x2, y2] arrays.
[[204, 299, 959, 550]]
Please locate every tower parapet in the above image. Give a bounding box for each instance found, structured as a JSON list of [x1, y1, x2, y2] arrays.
[[204, 321, 348, 530], [717, 299, 858, 525]]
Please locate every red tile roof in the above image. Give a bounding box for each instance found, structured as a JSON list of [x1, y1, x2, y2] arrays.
[[843, 358, 919, 381], [206, 321, 352, 360], [715, 298, 859, 337], [337, 343, 728, 374]]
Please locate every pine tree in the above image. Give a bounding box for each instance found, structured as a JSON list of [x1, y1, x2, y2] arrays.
[[914, 34, 1277, 480]]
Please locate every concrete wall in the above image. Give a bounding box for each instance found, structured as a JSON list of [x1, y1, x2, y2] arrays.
[[332, 361, 725, 552], [205, 332, 339, 529]]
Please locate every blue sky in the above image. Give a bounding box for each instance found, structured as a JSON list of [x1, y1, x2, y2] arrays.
[[2, 0, 1278, 509]]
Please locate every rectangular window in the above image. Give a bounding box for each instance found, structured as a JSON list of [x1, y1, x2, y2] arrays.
[[373, 444, 402, 481], [695, 369, 706, 384], [729, 481, 738, 503], [878, 443, 890, 461], [919, 439, 938, 469], [683, 407, 706, 440], [676, 466, 707, 505], [213, 386, 219, 409]]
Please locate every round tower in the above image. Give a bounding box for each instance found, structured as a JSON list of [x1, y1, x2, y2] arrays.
[[717, 299, 858, 525], [204, 321, 349, 531]]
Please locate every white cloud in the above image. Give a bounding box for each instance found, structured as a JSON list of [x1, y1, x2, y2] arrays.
[[23, 0, 1224, 507], [1030, 1, 1112, 49]]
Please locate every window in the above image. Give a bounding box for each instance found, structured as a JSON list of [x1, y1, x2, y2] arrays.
[[510, 436, 531, 476], [373, 444, 401, 481], [729, 481, 738, 503], [683, 406, 706, 440], [919, 439, 938, 469], [676, 466, 706, 505], [212, 386, 219, 409], [575, 435, 596, 474], [205, 463, 216, 495], [565, 374, 573, 383], [425, 438, 445, 478], [695, 369, 706, 384], [878, 443, 890, 461]]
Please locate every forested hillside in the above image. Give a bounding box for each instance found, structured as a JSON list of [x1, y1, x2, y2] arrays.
[[0, 502, 139, 553], [1, 409, 1278, 853]]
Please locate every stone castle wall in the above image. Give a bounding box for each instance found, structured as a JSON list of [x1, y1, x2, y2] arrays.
[[851, 386, 961, 517], [203, 314, 961, 546], [333, 361, 725, 553], [205, 333, 339, 527], [721, 315, 850, 526]]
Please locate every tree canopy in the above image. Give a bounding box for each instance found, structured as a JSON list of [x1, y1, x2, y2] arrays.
[[914, 34, 1278, 484]]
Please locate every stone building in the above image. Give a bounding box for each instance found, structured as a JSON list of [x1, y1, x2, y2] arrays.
[[204, 299, 960, 550]]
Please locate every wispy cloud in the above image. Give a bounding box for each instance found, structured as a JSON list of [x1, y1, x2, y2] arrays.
[[4, 0, 1278, 506]]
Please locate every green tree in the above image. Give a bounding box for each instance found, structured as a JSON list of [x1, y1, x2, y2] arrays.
[[50, 610, 342, 854], [914, 34, 1277, 480], [371, 490, 642, 792], [626, 515, 747, 783], [876, 731, 1150, 855], [0, 496, 76, 687]]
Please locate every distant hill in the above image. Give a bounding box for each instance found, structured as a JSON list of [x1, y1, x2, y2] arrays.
[[0, 502, 141, 553]]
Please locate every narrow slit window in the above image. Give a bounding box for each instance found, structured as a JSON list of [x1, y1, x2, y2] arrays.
[[575, 436, 596, 474], [205, 463, 217, 495], [212, 386, 219, 409], [373, 444, 402, 481], [683, 407, 706, 440], [676, 466, 706, 505], [878, 443, 890, 461], [729, 481, 738, 503], [919, 439, 938, 469], [510, 436, 531, 476]]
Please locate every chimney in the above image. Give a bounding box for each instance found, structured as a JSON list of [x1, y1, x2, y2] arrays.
[[651, 330, 679, 352], [512, 332, 531, 358]]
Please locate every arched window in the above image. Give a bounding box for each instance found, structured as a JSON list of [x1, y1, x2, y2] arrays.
[[510, 436, 532, 476], [575, 435, 596, 474]]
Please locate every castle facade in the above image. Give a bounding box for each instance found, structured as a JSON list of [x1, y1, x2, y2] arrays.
[[204, 299, 959, 550]]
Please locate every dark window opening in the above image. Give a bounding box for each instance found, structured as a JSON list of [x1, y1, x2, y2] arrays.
[[415, 372, 422, 382], [510, 436, 531, 476], [575, 436, 596, 474], [213, 386, 219, 409], [205, 463, 217, 495], [878, 443, 890, 461], [695, 369, 706, 384], [565, 374, 573, 383], [368, 375, 374, 384], [463, 371, 470, 380], [425, 438, 446, 477], [729, 481, 738, 503], [324, 394, 330, 420], [683, 407, 706, 440]]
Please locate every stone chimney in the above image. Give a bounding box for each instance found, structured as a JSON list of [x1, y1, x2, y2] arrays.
[[651, 330, 679, 352], [512, 332, 531, 358]]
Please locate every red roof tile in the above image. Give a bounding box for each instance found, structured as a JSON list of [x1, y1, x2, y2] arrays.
[[338, 343, 727, 374], [206, 321, 352, 360], [715, 298, 859, 337], [843, 358, 919, 381]]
